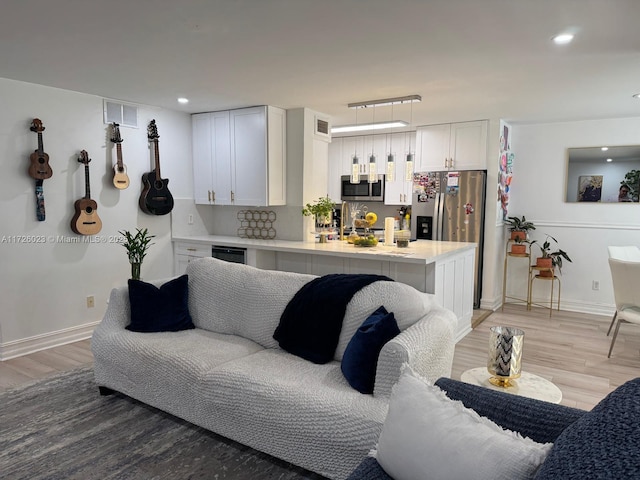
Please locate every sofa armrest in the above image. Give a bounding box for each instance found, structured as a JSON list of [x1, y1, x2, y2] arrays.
[[97, 285, 131, 331], [434, 377, 586, 443], [373, 306, 456, 398]]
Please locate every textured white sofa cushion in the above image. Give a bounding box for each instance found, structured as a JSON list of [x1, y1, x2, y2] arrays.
[[374, 366, 552, 480], [187, 258, 315, 348]]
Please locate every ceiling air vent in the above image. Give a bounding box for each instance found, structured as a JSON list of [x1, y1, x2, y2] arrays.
[[103, 100, 138, 128], [314, 115, 331, 142]]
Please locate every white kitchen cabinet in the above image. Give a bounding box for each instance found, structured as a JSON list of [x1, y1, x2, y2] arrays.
[[174, 241, 210, 275], [192, 106, 286, 206], [415, 120, 488, 171], [384, 132, 415, 205]]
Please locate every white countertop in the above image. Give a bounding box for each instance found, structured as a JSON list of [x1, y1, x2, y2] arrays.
[[172, 235, 476, 265]]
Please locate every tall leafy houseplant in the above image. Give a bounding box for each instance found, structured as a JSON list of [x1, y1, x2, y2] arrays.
[[529, 234, 572, 275], [302, 195, 335, 229], [119, 228, 155, 280]]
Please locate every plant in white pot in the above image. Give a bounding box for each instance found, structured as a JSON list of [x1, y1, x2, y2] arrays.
[[119, 228, 155, 280], [302, 195, 335, 231]]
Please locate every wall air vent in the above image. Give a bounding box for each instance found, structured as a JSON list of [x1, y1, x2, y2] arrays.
[[314, 115, 331, 142], [103, 100, 138, 128]]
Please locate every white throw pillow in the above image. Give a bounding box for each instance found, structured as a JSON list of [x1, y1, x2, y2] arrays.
[[374, 366, 552, 480]]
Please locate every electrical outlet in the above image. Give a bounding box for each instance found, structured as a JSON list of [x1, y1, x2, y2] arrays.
[[188, 214, 194, 225], [592, 280, 600, 291], [86, 295, 95, 308]]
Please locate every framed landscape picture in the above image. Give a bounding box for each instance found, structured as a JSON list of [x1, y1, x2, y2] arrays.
[[577, 175, 603, 202]]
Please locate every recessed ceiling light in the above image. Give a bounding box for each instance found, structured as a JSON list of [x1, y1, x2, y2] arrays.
[[177, 97, 189, 104], [606, 158, 613, 163], [552, 33, 574, 45], [601, 147, 609, 151], [633, 93, 640, 99]]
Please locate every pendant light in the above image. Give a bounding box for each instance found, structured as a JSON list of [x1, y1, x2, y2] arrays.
[[405, 101, 414, 182], [386, 104, 395, 182], [350, 108, 360, 184], [368, 105, 377, 184]]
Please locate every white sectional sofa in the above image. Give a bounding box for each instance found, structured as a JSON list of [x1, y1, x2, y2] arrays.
[[91, 257, 457, 479]]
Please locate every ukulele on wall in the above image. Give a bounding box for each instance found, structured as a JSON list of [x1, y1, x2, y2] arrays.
[[71, 150, 103, 235], [28, 118, 53, 221], [110, 123, 130, 189], [139, 119, 174, 215]]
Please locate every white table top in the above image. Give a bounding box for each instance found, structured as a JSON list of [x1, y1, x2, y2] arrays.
[[460, 367, 563, 404]]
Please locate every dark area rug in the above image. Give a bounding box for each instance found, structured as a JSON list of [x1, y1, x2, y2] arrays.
[[0, 367, 328, 479]]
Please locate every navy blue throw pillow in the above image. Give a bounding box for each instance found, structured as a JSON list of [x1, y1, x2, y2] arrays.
[[126, 274, 195, 333], [341, 306, 401, 394]]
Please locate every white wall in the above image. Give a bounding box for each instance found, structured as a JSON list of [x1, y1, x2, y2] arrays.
[[506, 117, 640, 315], [0, 78, 191, 358]]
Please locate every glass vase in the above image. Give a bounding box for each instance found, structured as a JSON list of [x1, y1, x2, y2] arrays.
[[130, 262, 141, 280]]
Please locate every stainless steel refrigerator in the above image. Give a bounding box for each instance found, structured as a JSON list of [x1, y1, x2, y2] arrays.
[[410, 170, 487, 308]]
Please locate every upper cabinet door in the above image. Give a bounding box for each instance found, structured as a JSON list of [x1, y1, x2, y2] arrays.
[[449, 120, 488, 171], [231, 107, 267, 206], [416, 123, 451, 171], [192, 113, 214, 205], [211, 110, 232, 205]]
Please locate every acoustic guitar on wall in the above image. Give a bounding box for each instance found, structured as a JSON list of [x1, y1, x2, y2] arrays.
[[28, 118, 53, 180], [71, 150, 103, 235], [110, 123, 130, 189], [139, 119, 174, 215]]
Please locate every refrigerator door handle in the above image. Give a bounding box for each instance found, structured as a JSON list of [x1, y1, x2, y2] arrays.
[[431, 192, 442, 240], [438, 192, 445, 240]]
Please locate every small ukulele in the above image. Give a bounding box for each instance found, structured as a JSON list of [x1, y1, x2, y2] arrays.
[[28, 118, 53, 180], [110, 123, 130, 189], [71, 150, 103, 235], [139, 119, 174, 215]]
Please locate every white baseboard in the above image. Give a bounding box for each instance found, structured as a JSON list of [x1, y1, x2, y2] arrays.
[[0, 321, 100, 361]]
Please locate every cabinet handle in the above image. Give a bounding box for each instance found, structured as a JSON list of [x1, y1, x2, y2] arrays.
[[231, 191, 235, 202], [399, 193, 402, 202], [449, 158, 454, 169], [187, 248, 197, 252], [444, 158, 448, 169], [212, 191, 216, 203], [208, 190, 212, 202]]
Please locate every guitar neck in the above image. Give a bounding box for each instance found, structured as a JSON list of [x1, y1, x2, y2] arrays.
[[153, 139, 161, 180], [84, 163, 91, 199], [116, 143, 124, 168], [37, 132, 44, 155]]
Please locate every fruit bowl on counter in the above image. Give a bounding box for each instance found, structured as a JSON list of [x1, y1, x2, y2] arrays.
[[351, 234, 378, 247]]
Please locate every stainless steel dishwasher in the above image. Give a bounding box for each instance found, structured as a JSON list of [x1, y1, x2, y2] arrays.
[[211, 245, 247, 264]]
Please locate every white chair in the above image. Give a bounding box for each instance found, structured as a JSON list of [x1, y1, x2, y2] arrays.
[[607, 258, 640, 358], [606, 246, 640, 335]]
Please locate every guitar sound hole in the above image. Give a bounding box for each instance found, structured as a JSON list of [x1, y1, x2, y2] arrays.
[[154, 181, 163, 190], [85, 207, 93, 214], [38, 158, 45, 164]]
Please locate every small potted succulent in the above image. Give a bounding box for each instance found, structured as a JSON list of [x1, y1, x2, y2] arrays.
[[529, 234, 572, 276], [119, 228, 155, 280]]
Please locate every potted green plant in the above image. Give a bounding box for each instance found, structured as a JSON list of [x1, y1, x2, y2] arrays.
[[504, 215, 536, 242], [529, 234, 572, 276], [119, 228, 155, 280], [302, 195, 335, 230]]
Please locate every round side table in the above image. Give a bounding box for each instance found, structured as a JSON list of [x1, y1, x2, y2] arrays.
[[460, 367, 563, 404]]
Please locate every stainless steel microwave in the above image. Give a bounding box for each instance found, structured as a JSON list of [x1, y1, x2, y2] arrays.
[[341, 175, 385, 201]]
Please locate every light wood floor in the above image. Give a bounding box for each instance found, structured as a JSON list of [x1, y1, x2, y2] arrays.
[[1, 305, 638, 410]]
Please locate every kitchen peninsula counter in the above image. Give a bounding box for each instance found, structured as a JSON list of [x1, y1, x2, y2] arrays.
[[173, 235, 476, 342]]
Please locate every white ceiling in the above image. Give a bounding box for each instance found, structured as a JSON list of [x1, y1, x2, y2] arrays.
[[2, 0, 640, 130]]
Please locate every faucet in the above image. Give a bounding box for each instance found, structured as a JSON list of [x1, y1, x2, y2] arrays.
[[340, 201, 347, 241]]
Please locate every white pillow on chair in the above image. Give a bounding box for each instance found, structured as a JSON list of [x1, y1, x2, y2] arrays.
[[373, 366, 552, 480]]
